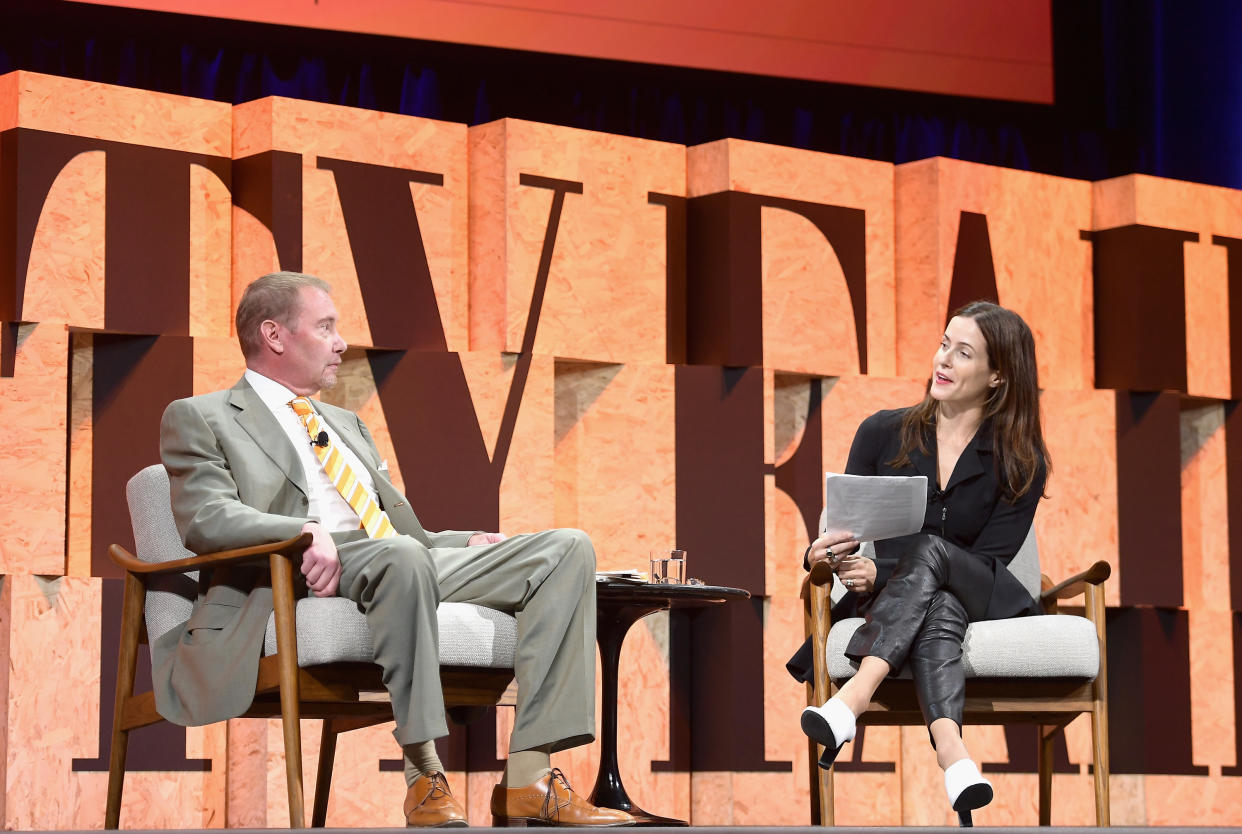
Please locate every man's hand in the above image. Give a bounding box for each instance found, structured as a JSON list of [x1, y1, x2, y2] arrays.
[[300, 521, 342, 597], [468, 532, 508, 546]]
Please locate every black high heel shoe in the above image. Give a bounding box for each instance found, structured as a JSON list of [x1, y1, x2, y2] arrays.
[[800, 698, 856, 769]]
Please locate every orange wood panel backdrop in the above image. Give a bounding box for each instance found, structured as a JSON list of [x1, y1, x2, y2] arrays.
[[2, 69, 1241, 827]]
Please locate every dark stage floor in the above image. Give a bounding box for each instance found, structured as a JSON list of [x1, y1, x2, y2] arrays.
[[45, 828, 1242, 833]]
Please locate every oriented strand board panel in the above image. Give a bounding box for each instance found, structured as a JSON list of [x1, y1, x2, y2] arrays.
[[469, 119, 685, 363], [0, 576, 227, 829], [261, 717, 409, 827], [1181, 403, 1231, 613], [1093, 173, 1242, 244], [1, 71, 232, 338], [548, 610, 685, 826], [553, 361, 675, 566], [688, 139, 897, 377], [1038, 388, 1120, 606], [819, 375, 929, 475], [0, 322, 68, 574], [1180, 406, 1238, 775], [1093, 174, 1242, 399], [232, 97, 469, 353], [319, 349, 557, 537], [66, 333, 94, 578], [0, 70, 228, 152], [191, 335, 248, 397], [65, 335, 231, 580], [3, 64, 1242, 829], [760, 372, 928, 825], [768, 372, 924, 600], [895, 157, 1093, 390]]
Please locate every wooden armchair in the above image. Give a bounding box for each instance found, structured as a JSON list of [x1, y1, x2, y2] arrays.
[[105, 464, 517, 828], [802, 530, 1111, 827]]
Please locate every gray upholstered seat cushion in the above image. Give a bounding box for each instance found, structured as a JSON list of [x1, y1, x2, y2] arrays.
[[261, 598, 517, 668], [825, 613, 1099, 680], [815, 513, 1094, 681], [126, 464, 518, 670]]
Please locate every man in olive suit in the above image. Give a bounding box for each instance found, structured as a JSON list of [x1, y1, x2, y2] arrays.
[[155, 271, 632, 827]]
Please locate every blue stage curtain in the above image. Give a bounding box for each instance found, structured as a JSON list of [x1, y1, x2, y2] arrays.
[[1, 0, 1239, 190]]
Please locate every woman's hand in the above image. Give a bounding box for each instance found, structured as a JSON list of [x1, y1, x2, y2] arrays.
[[807, 530, 860, 568], [835, 555, 877, 594]]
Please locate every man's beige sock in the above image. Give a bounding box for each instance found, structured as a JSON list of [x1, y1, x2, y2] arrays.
[[502, 745, 553, 788], [402, 740, 445, 788]]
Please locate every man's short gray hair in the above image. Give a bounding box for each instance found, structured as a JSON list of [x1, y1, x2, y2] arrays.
[[235, 272, 331, 358]]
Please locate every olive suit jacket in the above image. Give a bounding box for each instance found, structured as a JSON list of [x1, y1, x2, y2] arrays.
[[151, 377, 472, 727]]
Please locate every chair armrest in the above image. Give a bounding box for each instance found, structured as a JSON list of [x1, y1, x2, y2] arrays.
[[803, 562, 835, 718], [808, 560, 835, 587], [108, 533, 314, 576], [799, 572, 814, 601], [1040, 560, 1111, 602]]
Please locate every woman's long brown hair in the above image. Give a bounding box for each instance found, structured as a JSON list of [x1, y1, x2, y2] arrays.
[[891, 301, 1051, 501]]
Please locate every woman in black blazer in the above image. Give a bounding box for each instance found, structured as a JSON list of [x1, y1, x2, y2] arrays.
[[796, 301, 1049, 821]]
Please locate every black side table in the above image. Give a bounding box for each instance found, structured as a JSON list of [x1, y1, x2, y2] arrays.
[[588, 581, 750, 826]]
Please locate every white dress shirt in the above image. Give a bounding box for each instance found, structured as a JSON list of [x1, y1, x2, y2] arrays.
[[244, 369, 380, 534]]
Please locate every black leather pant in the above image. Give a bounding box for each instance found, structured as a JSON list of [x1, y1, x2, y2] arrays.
[[845, 534, 996, 731]]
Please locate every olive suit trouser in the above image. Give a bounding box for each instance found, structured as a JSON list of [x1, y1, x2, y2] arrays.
[[336, 527, 597, 752]]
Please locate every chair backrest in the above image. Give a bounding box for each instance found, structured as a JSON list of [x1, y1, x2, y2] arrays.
[[125, 464, 197, 643], [1006, 525, 1042, 600]]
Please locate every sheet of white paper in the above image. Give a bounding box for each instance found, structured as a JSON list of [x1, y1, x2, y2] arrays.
[[822, 472, 928, 542]]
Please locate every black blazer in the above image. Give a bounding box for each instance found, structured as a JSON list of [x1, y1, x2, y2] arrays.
[[787, 407, 1044, 682], [847, 407, 1044, 619]]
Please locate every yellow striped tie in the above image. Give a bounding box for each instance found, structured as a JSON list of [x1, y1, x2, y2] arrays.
[[289, 397, 396, 539]]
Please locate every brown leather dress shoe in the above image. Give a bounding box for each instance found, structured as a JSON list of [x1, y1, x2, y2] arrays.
[[404, 771, 468, 828], [490, 768, 635, 827]]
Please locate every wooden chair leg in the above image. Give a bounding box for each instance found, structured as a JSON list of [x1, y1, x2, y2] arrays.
[[815, 681, 836, 826], [1091, 700, 1110, 826], [821, 759, 835, 826], [1037, 725, 1054, 826], [312, 720, 339, 828], [807, 733, 835, 826], [271, 553, 305, 828], [804, 587, 820, 825], [1087, 583, 1111, 827], [808, 733, 821, 825], [105, 572, 146, 829], [803, 580, 835, 826]]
